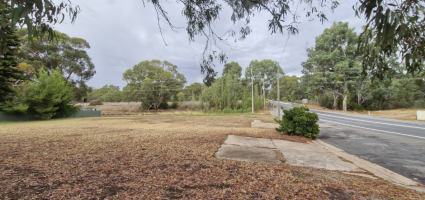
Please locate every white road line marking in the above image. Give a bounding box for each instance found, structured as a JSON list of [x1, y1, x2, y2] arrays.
[[318, 113, 425, 130], [320, 119, 425, 140]]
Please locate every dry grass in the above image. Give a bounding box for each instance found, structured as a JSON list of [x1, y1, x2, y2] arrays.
[[388, 115, 425, 122], [77, 102, 140, 115], [1, 115, 424, 199], [338, 156, 354, 164], [306, 104, 425, 116], [77, 102, 270, 116]]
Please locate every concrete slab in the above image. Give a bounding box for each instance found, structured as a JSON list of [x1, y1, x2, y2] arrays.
[[215, 135, 425, 192], [280, 150, 360, 171], [251, 120, 280, 128], [224, 135, 275, 148], [273, 139, 329, 153], [215, 144, 281, 164]]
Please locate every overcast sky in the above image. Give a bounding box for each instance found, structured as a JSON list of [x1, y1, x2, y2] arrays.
[[53, 0, 366, 89]]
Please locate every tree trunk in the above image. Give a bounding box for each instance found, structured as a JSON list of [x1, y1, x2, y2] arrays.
[[332, 91, 339, 110], [343, 82, 348, 112], [343, 93, 347, 112], [357, 83, 364, 105]]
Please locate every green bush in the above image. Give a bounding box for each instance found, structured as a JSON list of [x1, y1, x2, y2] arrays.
[[348, 101, 364, 111], [138, 99, 152, 111], [274, 106, 320, 140], [318, 92, 333, 109], [222, 107, 233, 113], [177, 92, 185, 102], [25, 68, 78, 120], [158, 102, 169, 109], [89, 99, 103, 106], [171, 101, 178, 109]]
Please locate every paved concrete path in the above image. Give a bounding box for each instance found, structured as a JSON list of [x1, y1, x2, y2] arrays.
[[215, 135, 361, 171], [215, 134, 425, 192]]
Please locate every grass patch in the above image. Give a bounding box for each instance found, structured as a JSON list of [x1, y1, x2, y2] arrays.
[[0, 115, 424, 199], [306, 104, 425, 116], [338, 156, 354, 164], [387, 115, 425, 122]]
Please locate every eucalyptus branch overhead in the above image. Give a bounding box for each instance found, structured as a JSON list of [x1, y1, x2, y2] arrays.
[[354, 0, 425, 79], [146, 0, 338, 85], [1, 0, 81, 54]]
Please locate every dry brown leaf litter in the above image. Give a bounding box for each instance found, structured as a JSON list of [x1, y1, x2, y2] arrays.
[[0, 115, 424, 199]]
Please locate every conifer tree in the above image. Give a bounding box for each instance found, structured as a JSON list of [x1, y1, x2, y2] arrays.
[[0, 4, 24, 105]]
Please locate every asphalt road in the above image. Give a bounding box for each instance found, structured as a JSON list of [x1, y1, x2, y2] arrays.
[[269, 101, 425, 139], [268, 101, 425, 185]]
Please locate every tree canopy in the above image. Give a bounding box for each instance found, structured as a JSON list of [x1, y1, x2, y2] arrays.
[[0, 0, 80, 55], [18, 29, 95, 86], [88, 84, 122, 102], [222, 61, 242, 79], [122, 60, 186, 109], [302, 22, 361, 111]]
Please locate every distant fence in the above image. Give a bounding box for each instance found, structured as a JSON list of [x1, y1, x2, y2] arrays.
[[0, 109, 101, 122]]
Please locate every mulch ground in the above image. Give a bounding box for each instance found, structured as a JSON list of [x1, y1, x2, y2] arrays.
[[0, 114, 424, 199]]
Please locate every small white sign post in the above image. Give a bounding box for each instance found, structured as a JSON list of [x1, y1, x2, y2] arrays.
[[417, 111, 425, 120]]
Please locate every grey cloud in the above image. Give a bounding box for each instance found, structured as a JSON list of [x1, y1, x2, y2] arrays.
[[53, 0, 366, 89]]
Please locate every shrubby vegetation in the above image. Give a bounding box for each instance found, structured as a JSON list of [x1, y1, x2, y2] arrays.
[[88, 85, 122, 102], [270, 22, 425, 111], [0, 5, 79, 120], [171, 102, 178, 109], [88, 99, 103, 106], [85, 59, 269, 112], [2, 69, 78, 120], [275, 107, 320, 140]]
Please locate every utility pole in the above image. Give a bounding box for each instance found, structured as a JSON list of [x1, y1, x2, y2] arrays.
[[263, 79, 265, 111], [277, 66, 280, 120], [251, 67, 254, 114]]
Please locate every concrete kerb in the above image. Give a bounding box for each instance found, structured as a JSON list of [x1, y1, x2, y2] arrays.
[[266, 106, 425, 192], [315, 139, 425, 193]]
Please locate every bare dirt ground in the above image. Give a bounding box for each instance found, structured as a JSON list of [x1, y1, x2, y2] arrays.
[[1, 115, 424, 199]]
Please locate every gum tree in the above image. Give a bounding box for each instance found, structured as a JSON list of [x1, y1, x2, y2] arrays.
[[18, 30, 95, 86], [302, 22, 361, 111], [122, 60, 186, 110]]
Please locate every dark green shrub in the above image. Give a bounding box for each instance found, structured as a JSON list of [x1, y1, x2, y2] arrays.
[[138, 100, 151, 111], [348, 101, 364, 111], [171, 101, 178, 109], [274, 106, 320, 140], [318, 92, 333, 109], [158, 102, 169, 109], [89, 99, 103, 106], [223, 107, 232, 113]]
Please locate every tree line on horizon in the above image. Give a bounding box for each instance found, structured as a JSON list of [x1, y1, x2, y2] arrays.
[[1, 0, 424, 119], [88, 22, 425, 112]]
